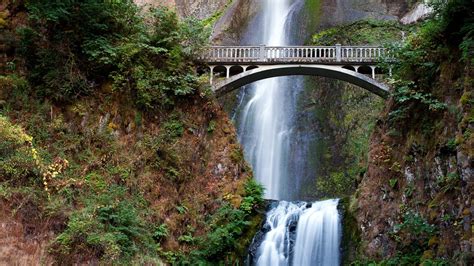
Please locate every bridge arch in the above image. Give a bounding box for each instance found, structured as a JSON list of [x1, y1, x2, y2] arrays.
[[212, 64, 390, 99]]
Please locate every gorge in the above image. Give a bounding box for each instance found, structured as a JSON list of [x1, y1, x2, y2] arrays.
[[0, 0, 472, 265]]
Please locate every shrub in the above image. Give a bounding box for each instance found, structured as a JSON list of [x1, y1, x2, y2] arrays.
[[0, 115, 37, 183], [19, 1, 209, 108], [181, 179, 264, 264], [163, 117, 184, 139], [240, 178, 264, 213], [51, 186, 155, 262], [19, 0, 142, 101], [110, 7, 208, 109], [391, 211, 436, 254]]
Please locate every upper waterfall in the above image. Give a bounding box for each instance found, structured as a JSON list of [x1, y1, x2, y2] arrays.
[[237, 0, 296, 200]]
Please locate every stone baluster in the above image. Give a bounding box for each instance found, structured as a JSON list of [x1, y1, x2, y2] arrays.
[[336, 44, 341, 62]]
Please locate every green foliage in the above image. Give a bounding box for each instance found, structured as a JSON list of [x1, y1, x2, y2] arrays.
[[0, 115, 38, 183], [176, 204, 188, 214], [436, 172, 461, 193], [109, 6, 209, 109], [240, 178, 265, 213], [351, 211, 441, 266], [404, 183, 415, 198], [389, 178, 398, 189], [311, 19, 407, 46], [163, 118, 184, 139], [178, 179, 264, 264], [384, 0, 473, 132], [388, 79, 447, 124], [352, 255, 451, 266], [19, 1, 209, 108], [201, 0, 233, 27], [152, 224, 169, 243], [207, 120, 216, 133], [51, 186, 155, 262], [445, 138, 457, 152], [191, 204, 249, 261], [316, 165, 366, 197], [391, 211, 436, 254], [429, 0, 474, 64], [19, 0, 142, 101]]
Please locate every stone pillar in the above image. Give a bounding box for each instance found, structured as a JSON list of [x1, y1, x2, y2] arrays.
[[354, 65, 360, 73], [370, 66, 376, 79], [226, 66, 230, 78], [259, 44, 266, 62], [336, 44, 342, 62], [209, 66, 215, 85]]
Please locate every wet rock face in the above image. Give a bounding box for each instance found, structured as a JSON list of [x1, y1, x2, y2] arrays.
[[213, 0, 415, 46], [134, 0, 229, 19], [175, 0, 229, 19], [354, 61, 473, 261], [212, 0, 256, 45], [314, 0, 414, 29]]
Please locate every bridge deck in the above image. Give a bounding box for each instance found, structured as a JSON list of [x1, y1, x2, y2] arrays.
[[201, 45, 392, 65]]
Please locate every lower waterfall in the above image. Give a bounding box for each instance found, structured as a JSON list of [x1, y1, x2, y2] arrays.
[[254, 199, 341, 266]]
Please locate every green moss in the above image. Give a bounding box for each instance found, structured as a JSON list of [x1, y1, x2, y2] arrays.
[[202, 0, 234, 27], [460, 91, 473, 106], [207, 119, 216, 133], [0, 18, 7, 28], [304, 0, 322, 30], [338, 197, 361, 265], [0, 11, 8, 28], [230, 147, 244, 163], [181, 179, 265, 264], [163, 118, 184, 139], [232, 204, 265, 261], [312, 19, 409, 46]]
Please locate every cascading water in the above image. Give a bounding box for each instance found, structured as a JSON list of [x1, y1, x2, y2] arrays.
[[292, 199, 341, 266], [235, 0, 342, 265], [238, 0, 293, 200], [254, 200, 341, 266]]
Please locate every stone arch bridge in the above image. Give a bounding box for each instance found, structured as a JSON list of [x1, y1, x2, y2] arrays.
[[200, 45, 393, 98]]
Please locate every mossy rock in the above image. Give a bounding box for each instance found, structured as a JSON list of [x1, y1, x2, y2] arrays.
[[422, 250, 434, 260], [428, 236, 439, 247], [311, 19, 408, 46], [232, 208, 265, 261], [0, 18, 7, 28], [338, 196, 362, 265]]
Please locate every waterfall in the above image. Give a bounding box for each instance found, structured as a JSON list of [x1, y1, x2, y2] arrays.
[[235, 0, 342, 265], [292, 199, 341, 266], [238, 0, 293, 200], [254, 200, 341, 266], [256, 202, 304, 266]]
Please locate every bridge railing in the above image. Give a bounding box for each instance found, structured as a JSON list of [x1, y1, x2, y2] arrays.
[[200, 45, 392, 63]]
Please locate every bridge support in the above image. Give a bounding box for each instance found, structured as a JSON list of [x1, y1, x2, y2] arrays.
[[209, 66, 215, 85], [370, 66, 376, 79]]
